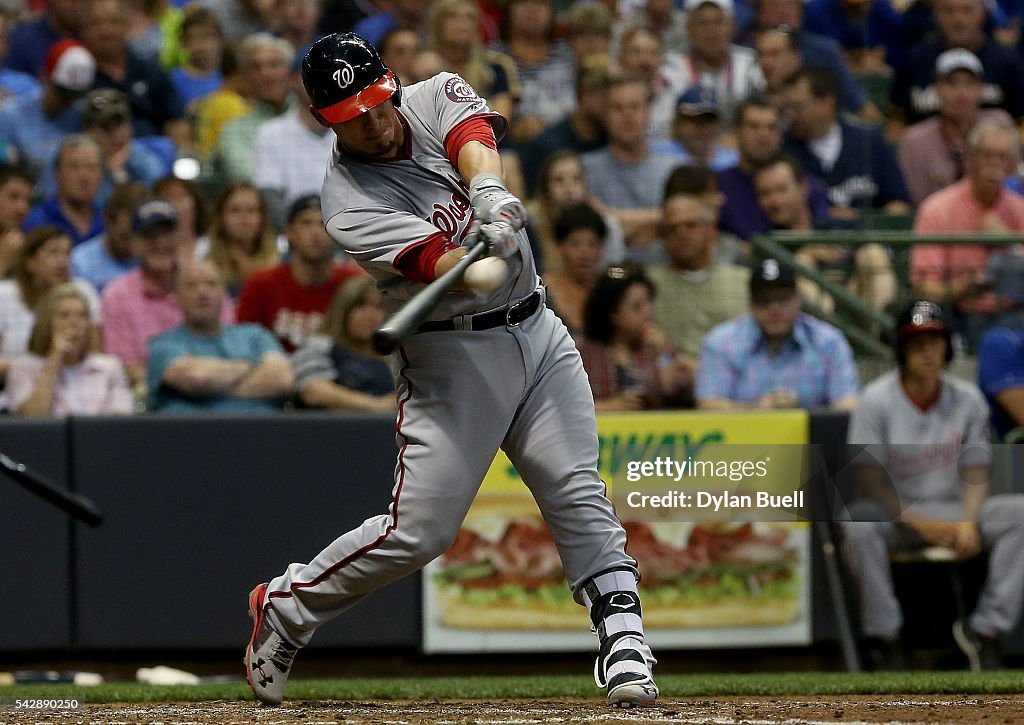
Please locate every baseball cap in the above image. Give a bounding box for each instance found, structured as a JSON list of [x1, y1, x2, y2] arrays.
[[133, 199, 178, 234], [749, 258, 796, 297], [684, 0, 734, 14], [83, 89, 131, 127], [45, 40, 96, 93], [676, 86, 721, 118], [935, 48, 984, 80], [286, 193, 322, 224]]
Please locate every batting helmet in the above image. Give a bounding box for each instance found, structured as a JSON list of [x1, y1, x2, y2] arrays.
[[301, 33, 401, 124], [894, 300, 954, 365]]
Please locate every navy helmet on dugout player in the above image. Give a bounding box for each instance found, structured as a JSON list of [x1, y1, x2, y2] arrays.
[[895, 300, 954, 365]]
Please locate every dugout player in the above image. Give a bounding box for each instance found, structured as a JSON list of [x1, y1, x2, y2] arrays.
[[843, 301, 1024, 671], [244, 33, 659, 707]]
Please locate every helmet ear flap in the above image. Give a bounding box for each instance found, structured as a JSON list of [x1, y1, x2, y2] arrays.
[[392, 73, 402, 107]]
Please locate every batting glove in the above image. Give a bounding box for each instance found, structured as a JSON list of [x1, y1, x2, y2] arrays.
[[479, 220, 518, 259], [469, 173, 527, 231]]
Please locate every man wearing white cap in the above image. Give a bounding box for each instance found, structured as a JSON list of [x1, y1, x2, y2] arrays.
[[898, 49, 1013, 207], [678, 0, 760, 122], [0, 39, 95, 187], [891, 0, 1024, 125]]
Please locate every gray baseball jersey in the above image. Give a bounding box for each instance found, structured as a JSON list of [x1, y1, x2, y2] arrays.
[[260, 74, 638, 648], [844, 370, 1024, 641]]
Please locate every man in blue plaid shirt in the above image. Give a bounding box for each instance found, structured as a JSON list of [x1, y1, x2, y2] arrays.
[[695, 258, 859, 410]]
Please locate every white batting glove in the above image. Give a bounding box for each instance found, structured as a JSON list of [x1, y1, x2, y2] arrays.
[[479, 220, 518, 259], [469, 173, 527, 231]]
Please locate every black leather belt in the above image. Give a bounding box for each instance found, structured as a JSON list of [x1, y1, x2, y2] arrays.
[[417, 290, 543, 333]]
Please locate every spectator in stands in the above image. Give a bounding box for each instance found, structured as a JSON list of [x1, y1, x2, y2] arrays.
[[80, 0, 189, 150], [615, 24, 687, 141], [274, 0, 322, 64], [577, 263, 693, 411], [678, 0, 760, 121], [318, 0, 380, 42], [649, 193, 749, 366], [426, 0, 520, 125], [803, 0, 903, 72], [251, 67, 334, 229], [78, 88, 168, 205], [409, 48, 445, 84], [782, 68, 910, 216], [518, 55, 610, 197], [912, 118, 1024, 347], [0, 40, 96, 187], [206, 0, 272, 40], [0, 164, 34, 279], [169, 5, 226, 112], [661, 163, 746, 265], [844, 300, 1024, 672], [899, 49, 1014, 207], [891, 0, 1024, 126], [7, 283, 132, 416], [541, 202, 606, 335], [237, 195, 361, 353], [746, 0, 880, 123], [352, 0, 428, 48], [616, 0, 689, 55], [753, 25, 802, 111], [582, 74, 682, 251], [292, 275, 395, 412], [23, 135, 106, 247], [0, 226, 102, 387], [0, 16, 40, 105], [203, 182, 280, 300], [4, 0, 81, 77], [148, 258, 292, 413], [563, 1, 614, 66], [717, 96, 831, 242], [657, 86, 739, 170], [978, 326, 1024, 439], [696, 257, 859, 410], [493, 0, 575, 142], [124, 0, 186, 69], [214, 33, 293, 182], [193, 40, 250, 160], [102, 199, 233, 392], [754, 155, 896, 314], [378, 27, 419, 84], [525, 150, 626, 274], [153, 174, 208, 263], [71, 181, 148, 293]]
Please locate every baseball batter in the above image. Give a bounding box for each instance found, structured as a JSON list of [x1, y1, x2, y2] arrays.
[[244, 33, 659, 708], [843, 301, 1024, 671]]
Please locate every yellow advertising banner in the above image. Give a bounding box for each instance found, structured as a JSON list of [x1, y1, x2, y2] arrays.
[[423, 410, 812, 653]]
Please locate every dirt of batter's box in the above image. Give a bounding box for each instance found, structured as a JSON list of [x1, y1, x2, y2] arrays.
[[7, 694, 1023, 724]]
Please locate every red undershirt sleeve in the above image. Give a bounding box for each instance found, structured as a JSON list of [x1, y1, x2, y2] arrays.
[[445, 115, 498, 173], [393, 232, 460, 283]]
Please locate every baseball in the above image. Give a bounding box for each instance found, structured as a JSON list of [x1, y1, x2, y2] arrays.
[[464, 257, 508, 292]]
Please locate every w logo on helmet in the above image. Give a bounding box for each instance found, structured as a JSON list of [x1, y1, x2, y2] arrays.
[[333, 62, 356, 88]]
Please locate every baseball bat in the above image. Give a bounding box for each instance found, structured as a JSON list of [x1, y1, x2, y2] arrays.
[[0, 452, 104, 527], [373, 234, 488, 355]]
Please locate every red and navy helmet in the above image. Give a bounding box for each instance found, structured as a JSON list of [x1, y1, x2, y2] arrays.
[[895, 300, 954, 364], [301, 33, 402, 124]]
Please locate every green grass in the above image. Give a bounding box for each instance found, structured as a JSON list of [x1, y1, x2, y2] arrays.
[[3, 671, 1024, 703]]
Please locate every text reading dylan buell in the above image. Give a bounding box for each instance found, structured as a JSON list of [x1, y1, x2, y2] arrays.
[[623, 456, 804, 511]]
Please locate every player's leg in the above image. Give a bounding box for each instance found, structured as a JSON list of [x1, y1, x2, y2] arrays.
[[247, 330, 528, 704], [960, 494, 1024, 667], [502, 310, 657, 707]]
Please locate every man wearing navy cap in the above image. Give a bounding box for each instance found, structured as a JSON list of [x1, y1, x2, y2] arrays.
[[655, 86, 739, 170], [696, 257, 859, 410]]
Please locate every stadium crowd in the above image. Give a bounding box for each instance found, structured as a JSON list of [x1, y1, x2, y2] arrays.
[[0, 0, 1021, 425]]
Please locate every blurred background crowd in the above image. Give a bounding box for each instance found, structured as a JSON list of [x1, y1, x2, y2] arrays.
[[1, 0, 1024, 434]]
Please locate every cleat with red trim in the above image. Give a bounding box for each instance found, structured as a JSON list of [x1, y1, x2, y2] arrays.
[[244, 583, 299, 706]]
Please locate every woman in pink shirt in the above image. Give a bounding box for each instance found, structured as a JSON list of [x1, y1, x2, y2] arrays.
[[8, 283, 132, 417]]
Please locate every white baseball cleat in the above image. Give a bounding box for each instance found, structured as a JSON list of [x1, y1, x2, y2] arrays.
[[244, 583, 298, 706], [595, 638, 660, 708]]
